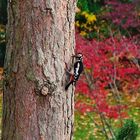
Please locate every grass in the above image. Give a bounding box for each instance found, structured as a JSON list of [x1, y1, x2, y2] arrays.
[[74, 109, 140, 140], [74, 111, 106, 140], [74, 93, 140, 140]]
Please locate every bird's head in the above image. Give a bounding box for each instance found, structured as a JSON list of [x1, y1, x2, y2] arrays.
[[72, 53, 83, 61]]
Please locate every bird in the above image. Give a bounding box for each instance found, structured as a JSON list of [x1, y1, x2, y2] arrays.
[[65, 53, 83, 90]]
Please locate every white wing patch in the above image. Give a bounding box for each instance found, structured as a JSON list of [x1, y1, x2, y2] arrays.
[[75, 63, 80, 76]]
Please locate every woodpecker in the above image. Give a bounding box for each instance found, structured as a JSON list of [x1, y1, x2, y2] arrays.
[[65, 53, 83, 90]]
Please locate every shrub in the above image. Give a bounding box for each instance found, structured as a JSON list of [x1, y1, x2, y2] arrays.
[[105, 0, 140, 36], [116, 119, 138, 140]]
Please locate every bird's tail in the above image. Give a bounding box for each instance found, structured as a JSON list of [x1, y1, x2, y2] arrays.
[[65, 81, 73, 90]]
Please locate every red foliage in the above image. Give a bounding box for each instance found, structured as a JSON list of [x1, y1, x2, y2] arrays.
[[75, 101, 94, 114], [75, 33, 140, 119], [105, 0, 140, 30]]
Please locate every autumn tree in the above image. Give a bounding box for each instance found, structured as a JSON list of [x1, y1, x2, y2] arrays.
[[2, 0, 76, 139]]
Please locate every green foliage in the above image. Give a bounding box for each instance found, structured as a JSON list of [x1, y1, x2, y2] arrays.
[[0, 0, 7, 24], [116, 119, 138, 140], [76, 10, 110, 39], [76, 0, 140, 39], [77, 0, 104, 13], [77, 0, 89, 12], [76, 0, 111, 39], [74, 111, 105, 140], [119, 0, 133, 3], [75, 11, 97, 38], [0, 25, 5, 43], [74, 93, 140, 140], [0, 0, 7, 66]]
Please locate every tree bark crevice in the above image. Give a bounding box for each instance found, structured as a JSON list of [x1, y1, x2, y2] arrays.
[[2, 0, 76, 140]]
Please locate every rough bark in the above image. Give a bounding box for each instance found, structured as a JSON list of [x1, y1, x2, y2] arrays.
[[2, 0, 76, 140]]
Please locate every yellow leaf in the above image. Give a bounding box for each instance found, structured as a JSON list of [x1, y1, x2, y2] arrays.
[[87, 14, 97, 23], [80, 31, 87, 36]]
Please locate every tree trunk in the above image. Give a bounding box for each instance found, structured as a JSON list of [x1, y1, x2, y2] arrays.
[[2, 0, 76, 140]]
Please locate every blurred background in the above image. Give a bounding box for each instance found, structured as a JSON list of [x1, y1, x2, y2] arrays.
[[0, 0, 140, 139]]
